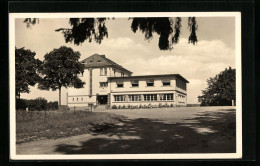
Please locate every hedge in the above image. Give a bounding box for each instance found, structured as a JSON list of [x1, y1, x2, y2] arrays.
[[16, 98, 58, 111]]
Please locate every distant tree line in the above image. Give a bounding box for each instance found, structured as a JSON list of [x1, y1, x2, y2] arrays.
[[16, 97, 58, 111]]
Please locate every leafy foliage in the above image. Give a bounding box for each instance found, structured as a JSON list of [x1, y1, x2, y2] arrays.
[[16, 98, 58, 111], [38, 46, 85, 105], [55, 18, 108, 45], [24, 17, 198, 50], [198, 67, 236, 106], [15, 47, 42, 99]]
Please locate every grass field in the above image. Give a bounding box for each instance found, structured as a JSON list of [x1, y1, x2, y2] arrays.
[[16, 110, 125, 144]]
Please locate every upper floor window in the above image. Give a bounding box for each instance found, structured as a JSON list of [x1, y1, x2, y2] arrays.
[[121, 72, 124, 77], [114, 69, 116, 76], [162, 79, 171, 86], [116, 81, 124, 88], [146, 80, 154, 87], [104, 68, 107, 75], [131, 80, 139, 87], [100, 68, 107, 76], [100, 82, 108, 87]]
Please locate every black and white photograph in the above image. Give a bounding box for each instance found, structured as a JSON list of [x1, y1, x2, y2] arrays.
[[9, 12, 242, 160]]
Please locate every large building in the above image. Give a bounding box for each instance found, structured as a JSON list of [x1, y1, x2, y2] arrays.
[[67, 54, 189, 109]]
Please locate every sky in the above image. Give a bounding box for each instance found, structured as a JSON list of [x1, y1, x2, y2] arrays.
[[15, 17, 236, 104]]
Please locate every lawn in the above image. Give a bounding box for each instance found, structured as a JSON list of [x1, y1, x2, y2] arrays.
[[16, 110, 125, 144]]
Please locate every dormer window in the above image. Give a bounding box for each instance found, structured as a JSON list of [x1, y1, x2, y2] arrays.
[[97, 60, 102, 63], [88, 60, 93, 63]]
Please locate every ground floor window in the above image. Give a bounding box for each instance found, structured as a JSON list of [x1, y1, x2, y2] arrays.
[[144, 94, 157, 101], [160, 93, 174, 101], [128, 95, 141, 101], [114, 95, 125, 101]]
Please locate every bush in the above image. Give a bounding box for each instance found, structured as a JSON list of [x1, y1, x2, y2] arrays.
[[16, 97, 59, 111], [170, 104, 174, 107], [47, 101, 58, 110], [16, 99, 27, 110], [27, 97, 48, 111], [111, 105, 117, 109], [122, 105, 126, 109]]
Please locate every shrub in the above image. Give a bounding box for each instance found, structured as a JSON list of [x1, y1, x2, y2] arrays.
[[170, 104, 174, 107], [16, 99, 27, 110], [47, 101, 58, 110], [127, 104, 131, 109], [27, 97, 48, 111], [139, 104, 142, 109], [111, 105, 117, 109], [122, 105, 126, 109], [16, 97, 59, 111]]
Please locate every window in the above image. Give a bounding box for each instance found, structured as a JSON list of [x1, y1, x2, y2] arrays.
[[131, 80, 139, 87], [81, 98, 83, 101], [144, 94, 157, 101], [104, 68, 107, 75], [97, 60, 102, 63], [146, 80, 154, 86], [114, 69, 116, 76], [77, 98, 78, 101], [114, 95, 125, 101], [100, 68, 107, 76], [160, 93, 174, 101], [100, 82, 108, 87], [116, 81, 124, 88], [88, 60, 93, 63], [121, 72, 124, 77], [72, 98, 74, 101], [128, 95, 141, 101], [162, 79, 171, 86]]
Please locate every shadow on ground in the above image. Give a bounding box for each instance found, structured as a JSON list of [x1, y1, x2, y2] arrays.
[[55, 110, 236, 154]]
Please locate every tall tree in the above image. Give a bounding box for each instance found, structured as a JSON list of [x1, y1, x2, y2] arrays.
[[198, 67, 236, 106], [24, 17, 198, 50], [15, 47, 42, 99], [38, 46, 85, 106]]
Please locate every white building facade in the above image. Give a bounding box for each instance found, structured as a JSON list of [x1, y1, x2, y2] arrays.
[[67, 54, 189, 110]]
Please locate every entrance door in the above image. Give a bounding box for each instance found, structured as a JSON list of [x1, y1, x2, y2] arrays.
[[98, 95, 108, 105]]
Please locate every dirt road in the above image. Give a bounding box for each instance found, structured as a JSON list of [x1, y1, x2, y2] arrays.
[[16, 106, 236, 154]]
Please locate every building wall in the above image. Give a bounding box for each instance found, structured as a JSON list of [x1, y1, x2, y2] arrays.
[[109, 77, 187, 107], [67, 66, 131, 108]]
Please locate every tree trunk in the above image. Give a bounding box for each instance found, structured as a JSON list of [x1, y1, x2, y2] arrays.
[[59, 87, 61, 106]]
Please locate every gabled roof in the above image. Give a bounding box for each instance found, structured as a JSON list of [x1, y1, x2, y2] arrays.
[[108, 74, 189, 83], [81, 54, 132, 74]]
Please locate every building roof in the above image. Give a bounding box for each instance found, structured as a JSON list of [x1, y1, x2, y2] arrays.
[[81, 54, 132, 74], [108, 74, 189, 83]]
